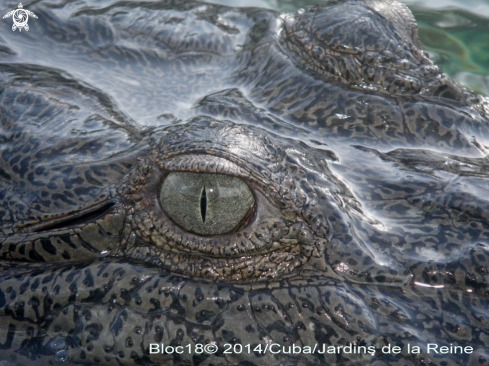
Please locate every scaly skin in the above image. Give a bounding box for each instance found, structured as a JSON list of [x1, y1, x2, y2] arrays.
[[0, 0, 488, 365]]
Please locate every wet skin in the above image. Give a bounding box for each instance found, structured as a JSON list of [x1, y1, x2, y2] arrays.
[[0, 0, 489, 365]]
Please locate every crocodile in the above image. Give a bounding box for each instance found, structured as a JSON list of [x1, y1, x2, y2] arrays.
[[0, 0, 489, 365]]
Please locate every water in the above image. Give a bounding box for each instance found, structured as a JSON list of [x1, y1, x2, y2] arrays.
[[204, 0, 489, 95]]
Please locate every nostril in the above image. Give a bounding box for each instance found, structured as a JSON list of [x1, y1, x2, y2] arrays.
[[200, 186, 207, 223]]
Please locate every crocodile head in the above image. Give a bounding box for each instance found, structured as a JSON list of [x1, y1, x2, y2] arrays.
[[0, 0, 488, 365]]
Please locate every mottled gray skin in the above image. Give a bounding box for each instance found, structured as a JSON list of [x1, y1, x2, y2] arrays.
[[0, 0, 489, 365]]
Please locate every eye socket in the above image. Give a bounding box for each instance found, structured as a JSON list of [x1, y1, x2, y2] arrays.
[[159, 172, 255, 236]]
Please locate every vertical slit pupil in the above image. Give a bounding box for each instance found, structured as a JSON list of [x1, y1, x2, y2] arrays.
[[200, 186, 207, 223]]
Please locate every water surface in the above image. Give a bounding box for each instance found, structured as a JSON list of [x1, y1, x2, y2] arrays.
[[205, 0, 489, 95]]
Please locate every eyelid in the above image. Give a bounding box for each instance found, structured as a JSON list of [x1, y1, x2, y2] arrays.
[[157, 154, 249, 177], [156, 154, 276, 201]]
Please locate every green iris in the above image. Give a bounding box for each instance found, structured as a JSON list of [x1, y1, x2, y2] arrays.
[[160, 172, 254, 235]]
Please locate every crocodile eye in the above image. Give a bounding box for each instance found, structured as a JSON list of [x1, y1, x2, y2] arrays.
[[159, 172, 254, 235]]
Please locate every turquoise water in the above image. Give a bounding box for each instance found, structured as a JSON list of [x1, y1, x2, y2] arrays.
[[204, 0, 489, 95]]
